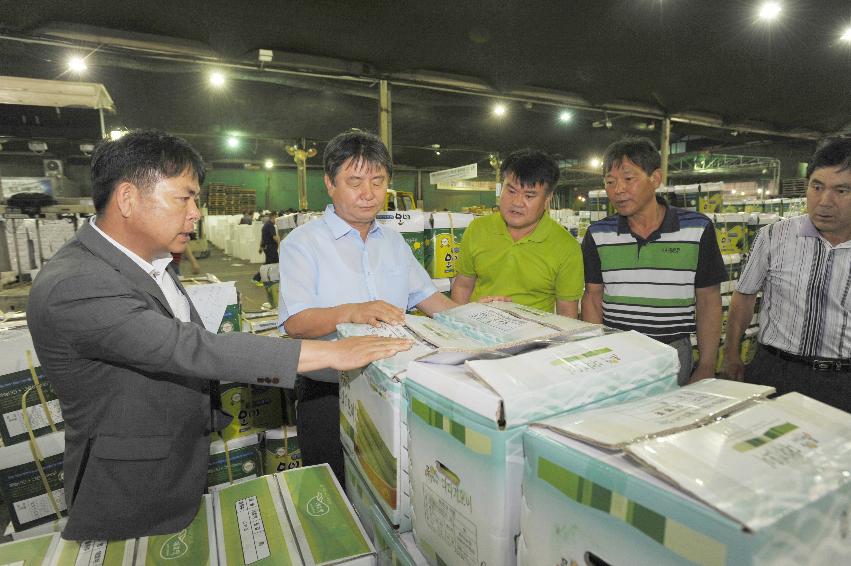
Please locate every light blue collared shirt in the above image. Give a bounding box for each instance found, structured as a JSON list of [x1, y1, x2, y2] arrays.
[[278, 204, 437, 341]]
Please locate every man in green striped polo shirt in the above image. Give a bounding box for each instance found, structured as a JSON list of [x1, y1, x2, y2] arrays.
[[581, 137, 726, 385]]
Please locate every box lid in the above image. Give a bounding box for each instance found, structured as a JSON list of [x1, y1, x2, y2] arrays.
[[429, 212, 474, 229], [376, 211, 426, 232], [406, 362, 504, 425]]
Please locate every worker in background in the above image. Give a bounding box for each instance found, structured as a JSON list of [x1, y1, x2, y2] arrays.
[[581, 137, 726, 385], [260, 210, 279, 264], [278, 129, 457, 482], [723, 137, 851, 412], [26, 129, 412, 541], [239, 209, 253, 225], [451, 148, 584, 317]]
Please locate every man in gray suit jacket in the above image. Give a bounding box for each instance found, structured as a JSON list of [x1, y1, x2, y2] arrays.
[[26, 130, 411, 541]]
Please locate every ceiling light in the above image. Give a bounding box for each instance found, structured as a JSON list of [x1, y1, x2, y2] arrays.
[[258, 49, 273, 63], [435, 151, 441, 156], [731, 190, 737, 195], [110, 130, 126, 141], [492, 103, 507, 117], [79, 143, 95, 155], [226, 136, 239, 149], [28, 141, 48, 153], [757, 188, 763, 194], [68, 56, 87, 73], [264, 159, 274, 169], [841, 27, 851, 42], [558, 111, 573, 123], [758, 2, 781, 22], [209, 72, 226, 87], [589, 157, 602, 169]]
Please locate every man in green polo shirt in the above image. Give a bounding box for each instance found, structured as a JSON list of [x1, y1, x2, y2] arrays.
[[450, 149, 584, 316]]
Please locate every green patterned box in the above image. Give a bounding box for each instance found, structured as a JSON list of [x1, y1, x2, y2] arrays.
[[519, 393, 851, 565], [208, 433, 263, 491], [424, 212, 474, 279], [370, 505, 428, 566], [219, 382, 284, 442], [376, 211, 426, 267], [276, 464, 376, 565], [47, 537, 134, 566], [263, 426, 302, 474], [406, 331, 678, 566], [136, 495, 217, 566], [0, 532, 59, 565], [0, 325, 64, 446], [0, 430, 66, 532], [213, 475, 303, 566]]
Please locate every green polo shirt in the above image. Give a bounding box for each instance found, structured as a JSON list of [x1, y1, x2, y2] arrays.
[[457, 212, 584, 311]]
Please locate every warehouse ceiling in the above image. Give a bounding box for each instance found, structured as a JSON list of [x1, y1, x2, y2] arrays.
[[0, 0, 849, 170]]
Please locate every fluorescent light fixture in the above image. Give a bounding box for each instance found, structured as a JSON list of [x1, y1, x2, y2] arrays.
[[258, 49, 273, 62], [68, 56, 87, 73], [110, 130, 126, 140], [758, 2, 781, 22], [28, 141, 48, 153], [264, 159, 274, 169], [226, 136, 240, 149], [559, 110, 573, 123], [492, 103, 507, 117], [79, 143, 95, 154], [209, 72, 226, 87]]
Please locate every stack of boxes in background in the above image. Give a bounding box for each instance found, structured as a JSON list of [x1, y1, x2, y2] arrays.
[[202, 184, 256, 216]]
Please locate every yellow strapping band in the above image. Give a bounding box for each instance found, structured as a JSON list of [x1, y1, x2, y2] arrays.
[[21, 386, 64, 523], [217, 431, 234, 485], [26, 350, 57, 432]]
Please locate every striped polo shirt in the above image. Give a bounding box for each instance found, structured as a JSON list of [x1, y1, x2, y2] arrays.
[[583, 198, 726, 342], [737, 214, 851, 358]]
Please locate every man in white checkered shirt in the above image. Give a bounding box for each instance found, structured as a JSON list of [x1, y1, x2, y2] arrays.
[[723, 138, 851, 412]]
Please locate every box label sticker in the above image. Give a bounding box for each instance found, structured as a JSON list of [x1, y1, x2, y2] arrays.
[[423, 484, 478, 566], [73, 540, 108, 566], [235, 496, 270, 564]]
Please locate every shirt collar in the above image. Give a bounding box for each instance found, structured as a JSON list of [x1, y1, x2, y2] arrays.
[[798, 215, 821, 238], [89, 217, 173, 277], [322, 204, 383, 240], [617, 195, 679, 237], [491, 211, 552, 243]]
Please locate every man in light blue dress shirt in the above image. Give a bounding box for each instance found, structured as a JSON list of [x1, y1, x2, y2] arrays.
[[278, 130, 456, 481]]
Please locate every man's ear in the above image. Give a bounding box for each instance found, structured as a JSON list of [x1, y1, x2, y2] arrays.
[[324, 174, 335, 197], [113, 181, 138, 218], [650, 168, 663, 189]]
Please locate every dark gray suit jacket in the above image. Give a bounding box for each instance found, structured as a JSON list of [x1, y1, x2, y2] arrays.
[[27, 222, 300, 540]]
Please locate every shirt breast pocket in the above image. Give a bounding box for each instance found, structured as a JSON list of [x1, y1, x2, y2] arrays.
[[376, 265, 411, 310]]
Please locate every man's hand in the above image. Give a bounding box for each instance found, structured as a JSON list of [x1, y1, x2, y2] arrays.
[[477, 296, 512, 303], [347, 300, 405, 326], [721, 351, 746, 381], [687, 363, 716, 385], [328, 336, 413, 370]]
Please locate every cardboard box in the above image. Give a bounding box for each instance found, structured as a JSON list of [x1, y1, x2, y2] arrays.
[[376, 211, 426, 267], [424, 212, 473, 279], [135, 495, 217, 566], [219, 382, 284, 442], [183, 280, 241, 334], [344, 450, 379, 542], [371, 506, 428, 566], [275, 464, 376, 565], [0, 430, 66, 532], [0, 325, 64, 446], [208, 433, 263, 491], [212, 474, 303, 566], [406, 331, 679, 566], [263, 426, 302, 474], [0, 532, 60, 565], [519, 392, 851, 565], [3, 517, 66, 541], [47, 537, 135, 566]]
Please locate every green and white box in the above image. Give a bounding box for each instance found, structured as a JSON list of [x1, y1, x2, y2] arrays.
[[135, 495, 217, 566], [344, 450, 378, 542], [263, 427, 302, 473], [424, 212, 473, 279], [208, 433, 263, 491], [376, 211, 426, 267], [48, 537, 134, 566], [714, 213, 748, 255], [0, 326, 64, 446], [719, 253, 743, 295], [406, 331, 679, 566], [213, 474, 304, 566], [219, 382, 285, 442], [275, 464, 376, 565], [519, 392, 851, 566], [370, 506, 428, 566], [0, 430, 66, 532], [0, 532, 60, 566], [183, 280, 241, 334]]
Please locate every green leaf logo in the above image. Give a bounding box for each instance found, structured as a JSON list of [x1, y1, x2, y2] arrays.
[[159, 529, 189, 559], [306, 491, 330, 517]]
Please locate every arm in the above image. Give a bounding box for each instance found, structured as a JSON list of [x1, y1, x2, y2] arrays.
[[581, 283, 603, 323], [450, 274, 476, 304], [416, 291, 457, 316], [297, 336, 413, 373], [690, 284, 722, 383], [283, 301, 405, 338], [722, 291, 758, 381], [556, 299, 579, 319], [184, 246, 201, 275]]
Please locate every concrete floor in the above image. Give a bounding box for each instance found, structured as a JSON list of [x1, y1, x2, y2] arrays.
[[0, 244, 269, 543]]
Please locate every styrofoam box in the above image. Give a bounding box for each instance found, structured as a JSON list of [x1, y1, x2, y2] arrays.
[[135, 495, 217, 566], [406, 331, 679, 566], [518, 395, 851, 566]]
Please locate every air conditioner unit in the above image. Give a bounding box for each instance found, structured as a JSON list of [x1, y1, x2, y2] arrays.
[[43, 159, 63, 177]]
